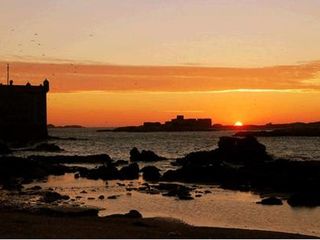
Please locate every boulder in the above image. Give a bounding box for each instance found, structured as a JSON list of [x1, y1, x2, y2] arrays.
[[119, 163, 139, 180], [27, 185, 42, 191], [125, 210, 143, 218], [130, 147, 166, 162], [287, 192, 320, 207], [98, 195, 105, 200], [106, 210, 143, 219], [1, 179, 23, 191], [80, 165, 119, 180], [155, 183, 193, 200], [217, 136, 270, 165], [107, 195, 119, 199], [141, 166, 161, 181], [42, 191, 70, 203], [257, 197, 283, 205], [33, 143, 64, 152], [0, 141, 11, 155], [28, 154, 112, 165], [114, 160, 129, 166]]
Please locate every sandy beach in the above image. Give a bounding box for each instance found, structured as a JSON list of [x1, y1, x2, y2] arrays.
[[0, 208, 316, 239]]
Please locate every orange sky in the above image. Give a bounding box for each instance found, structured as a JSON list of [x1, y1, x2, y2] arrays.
[[1, 61, 320, 127], [1, 1, 320, 126]]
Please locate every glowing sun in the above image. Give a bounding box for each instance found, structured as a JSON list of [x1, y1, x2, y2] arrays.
[[234, 121, 243, 126]]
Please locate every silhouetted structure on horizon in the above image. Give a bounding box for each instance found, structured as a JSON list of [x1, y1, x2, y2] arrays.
[[111, 115, 213, 132], [0, 80, 49, 141]]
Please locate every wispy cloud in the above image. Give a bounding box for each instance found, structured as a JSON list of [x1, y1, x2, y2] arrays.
[[1, 60, 320, 93]]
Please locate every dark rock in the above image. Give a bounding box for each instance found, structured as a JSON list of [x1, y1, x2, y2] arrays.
[[74, 173, 80, 179], [42, 191, 70, 203], [129, 147, 140, 162], [161, 136, 320, 196], [80, 165, 119, 180], [177, 194, 193, 200], [1, 179, 23, 191], [146, 189, 160, 195], [257, 197, 283, 205], [107, 195, 118, 199], [87, 197, 95, 200], [114, 160, 129, 166], [98, 195, 105, 200], [80, 190, 87, 194], [287, 192, 320, 207], [155, 183, 193, 200], [0, 141, 11, 154], [130, 147, 166, 162], [119, 163, 139, 180], [105, 210, 143, 219], [28, 185, 42, 191], [141, 166, 161, 181], [217, 136, 270, 165], [33, 143, 64, 152], [204, 190, 211, 194], [125, 210, 143, 218], [195, 194, 202, 198], [28, 154, 112, 165]]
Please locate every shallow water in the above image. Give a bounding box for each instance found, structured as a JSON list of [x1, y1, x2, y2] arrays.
[[26, 174, 320, 237], [15, 128, 320, 237]]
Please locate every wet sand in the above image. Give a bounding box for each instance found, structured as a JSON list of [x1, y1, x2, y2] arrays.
[[0, 208, 315, 239]]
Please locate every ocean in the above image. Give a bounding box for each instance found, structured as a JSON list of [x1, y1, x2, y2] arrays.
[[20, 128, 320, 237], [16, 128, 320, 162]]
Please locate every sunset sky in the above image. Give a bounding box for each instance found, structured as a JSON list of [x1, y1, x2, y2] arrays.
[[1, 0, 320, 126]]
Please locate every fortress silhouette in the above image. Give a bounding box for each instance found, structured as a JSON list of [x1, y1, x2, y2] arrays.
[[0, 79, 49, 142]]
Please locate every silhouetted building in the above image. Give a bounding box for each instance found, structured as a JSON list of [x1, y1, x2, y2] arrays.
[[163, 115, 212, 130], [0, 80, 49, 141]]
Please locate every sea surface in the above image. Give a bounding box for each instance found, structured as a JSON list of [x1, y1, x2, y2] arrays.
[[20, 128, 320, 237], [17, 128, 320, 161]]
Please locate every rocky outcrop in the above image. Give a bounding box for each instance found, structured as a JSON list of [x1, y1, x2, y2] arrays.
[[141, 166, 161, 181], [0, 157, 68, 187], [119, 163, 139, 180], [30, 143, 64, 152], [130, 147, 166, 162], [79, 165, 119, 180], [0, 141, 11, 155], [28, 154, 112, 165], [154, 183, 193, 200], [257, 197, 283, 205], [287, 192, 320, 207], [41, 191, 70, 203], [162, 136, 320, 200], [105, 210, 143, 218]]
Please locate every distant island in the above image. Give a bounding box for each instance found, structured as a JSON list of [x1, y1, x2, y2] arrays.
[[48, 124, 85, 129], [235, 121, 320, 137], [97, 117, 320, 135], [98, 115, 214, 132]]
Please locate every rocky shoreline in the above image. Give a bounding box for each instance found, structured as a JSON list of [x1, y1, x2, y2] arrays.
[[1, 135, 320, 237], [1, 136, 320, 206]]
